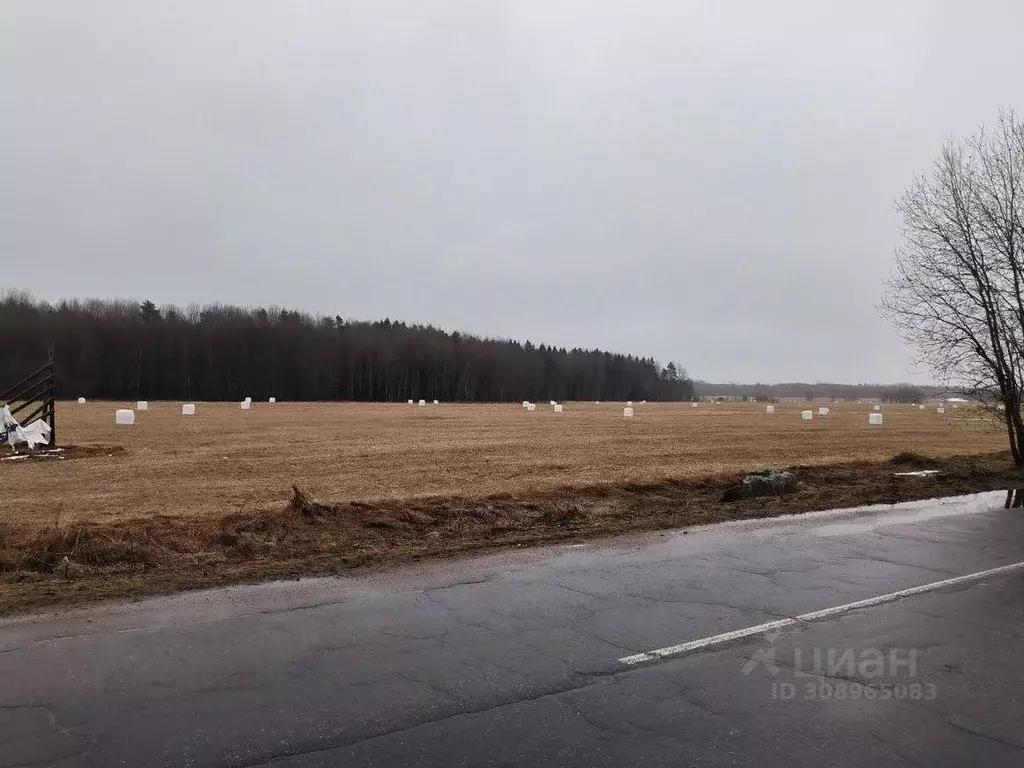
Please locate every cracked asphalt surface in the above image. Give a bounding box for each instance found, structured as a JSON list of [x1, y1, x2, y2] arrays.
[[2, 491, 1023, 767]]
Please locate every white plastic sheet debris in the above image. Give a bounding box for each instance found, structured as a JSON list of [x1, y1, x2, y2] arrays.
[[623, 407, 634, 418], [115, 409, 135, 425], [894, 469, 939, 477], [20, 419, 51, 446], [181, 403, 196, 416], [869, 413, 884, 425], [1, 405, 52, 448], [801, 410, 813, 420], [137, 401, 148, 411]]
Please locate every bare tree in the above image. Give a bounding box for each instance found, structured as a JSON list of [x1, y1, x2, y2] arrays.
[[881, 110, 1024, 466]]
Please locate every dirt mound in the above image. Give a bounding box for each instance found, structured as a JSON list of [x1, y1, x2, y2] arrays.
[[0, 445, 126, 465], [889, 451, 936, 467]]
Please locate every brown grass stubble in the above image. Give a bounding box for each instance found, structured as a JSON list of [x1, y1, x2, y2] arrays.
[[0, 400, 1014, 613]]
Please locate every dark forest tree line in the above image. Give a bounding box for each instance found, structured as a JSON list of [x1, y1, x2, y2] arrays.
[[0, 293, 695, 404], [696, 380, 935, 401], [879, 385, 925, 404]]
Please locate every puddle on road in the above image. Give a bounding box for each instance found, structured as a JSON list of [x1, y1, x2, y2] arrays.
[[809, 491, 1014, 535]]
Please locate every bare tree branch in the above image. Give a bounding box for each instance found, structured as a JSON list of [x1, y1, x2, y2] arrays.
[[880, 110, 1024, 465]]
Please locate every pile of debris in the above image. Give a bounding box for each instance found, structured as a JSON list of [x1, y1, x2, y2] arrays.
[[1, 404, 52, 450], [721, 469, 798, 502]]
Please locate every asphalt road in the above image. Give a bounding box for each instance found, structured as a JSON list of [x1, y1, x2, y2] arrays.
[[2, 491, 1024, 767]]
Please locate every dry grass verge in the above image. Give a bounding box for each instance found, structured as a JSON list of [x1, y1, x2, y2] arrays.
[[1, 451, 1021, 615]]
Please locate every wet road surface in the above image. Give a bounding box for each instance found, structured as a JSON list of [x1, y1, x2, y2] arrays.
[[2, 492, 1023, 767]]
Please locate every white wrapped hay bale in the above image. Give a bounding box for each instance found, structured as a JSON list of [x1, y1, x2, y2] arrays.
[[240, 400, 251, 410], [550, 400, 557, 406], [873, 405, 881, 411], [869, 413, 884, 425], [623, 407, 634, 418], [522, 401, 530, 409], [801, 410, 813, 420], [77, 397, 86, 404], [692, 402, 698, 407], [919, 404, 926, 410], [269, 397, 276, 404], [408, 399, 414, 404], [937, 407, 945, 414], [115, 409, 135, 425], [640, 400, 647, 405], [244, 396, 252, 404], [766, 405, 775, 414], [626, 400, 633, 407], [526, 403, 536, 412], [818, 407, 830, 416], [433, 399, 439, 405], [137, 401, 148, 411], [553, 403, 563, 413], [418, 399, 426, 406], [181, 403, 196, 416]]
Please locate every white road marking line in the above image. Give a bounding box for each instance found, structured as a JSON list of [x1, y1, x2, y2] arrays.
[[618, 560, 1024, 665]]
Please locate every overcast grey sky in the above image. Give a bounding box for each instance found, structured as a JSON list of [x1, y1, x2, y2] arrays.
[[1, 2, 1020, 382]]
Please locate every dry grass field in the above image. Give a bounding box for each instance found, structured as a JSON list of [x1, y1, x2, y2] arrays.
[[0, 399, 1015, 612], [2, 400, 1007, 526]]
